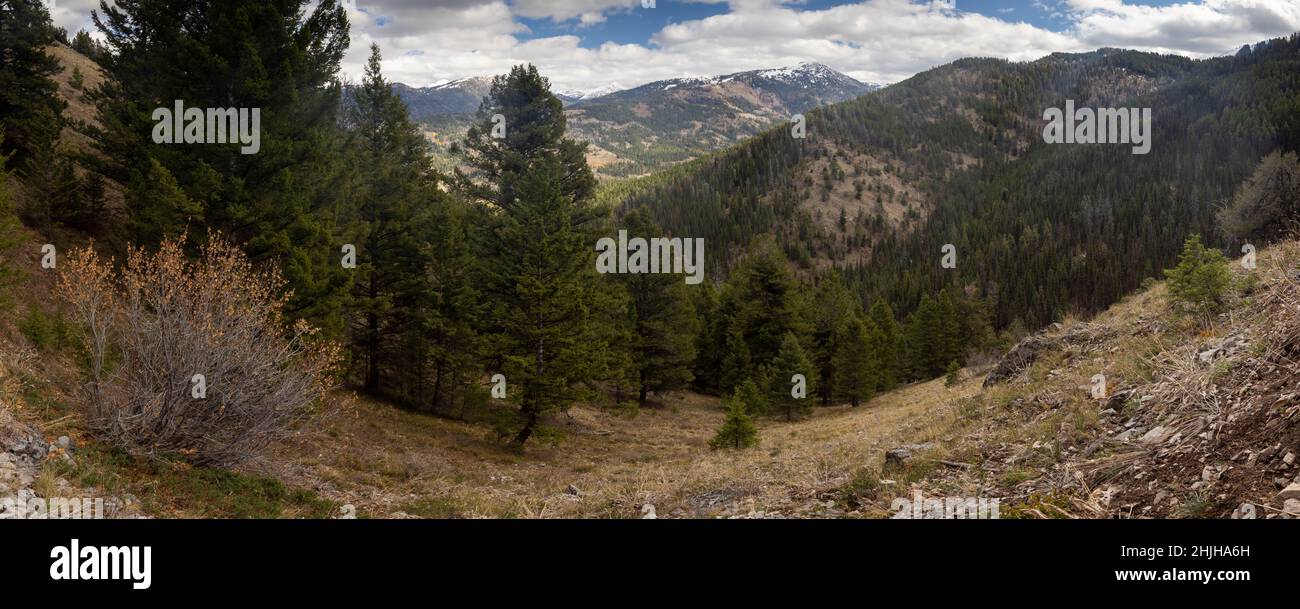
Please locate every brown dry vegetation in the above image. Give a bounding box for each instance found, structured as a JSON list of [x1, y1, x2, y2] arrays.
[[267, 376, 982, 519]]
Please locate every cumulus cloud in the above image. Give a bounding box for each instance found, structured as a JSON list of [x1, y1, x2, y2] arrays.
[[48, 0, 1300, 92], [1065, 0, 1300, 55]]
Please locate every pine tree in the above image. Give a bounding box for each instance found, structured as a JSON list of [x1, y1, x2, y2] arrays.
[[944, 360, 961, 387], [868, 298, 902, 391], [1164, 234, 1232, 323], [487, 152, 605, 445], [125, 157, 201, 246], [729, 236, 802, 367], [617, 207, 697, 406], [0, 0, 65, 168], [70, 30, 106, 62], [91, 0, 354, 335], [768, 332, 815, 421], [457, 65, 605, 445], [343, 44, 432, 394], [719, 320, 751, 395], [401, 196, 485, 415], [454, 64, 593, 212], [833, 316, 876, 407], [690, 281, 724, 394], [809, 272, 856, 405], [709, 390, 758, 450], [936, 289, 963, 368], [903, 294, 938, 379], [732, 377, 768, 416], [19, 135, 79, 236]]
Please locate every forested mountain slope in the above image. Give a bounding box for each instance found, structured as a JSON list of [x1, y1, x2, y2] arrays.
[[613, 38, 1300, 330]]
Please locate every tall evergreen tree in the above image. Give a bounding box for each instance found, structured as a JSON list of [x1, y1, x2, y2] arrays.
[[454, 64, 593, 212], [729, 236, 802, 367], [401, 197, 485, 415], [832, 315, 876, 407], [90, 0, 353, 334], [719, 320, 751, 395], [617, 207, 697, 406], [124, 157, 200, 246], [690, 281, 724, 394], [457, 65, 602, 445], [0, 0, 65, 168], [935, 288, 963, 368], [868, 298, 902, 391], [808, 272, 857, 405], [768, 331, 815, 421], [343, 44, 430, 393]]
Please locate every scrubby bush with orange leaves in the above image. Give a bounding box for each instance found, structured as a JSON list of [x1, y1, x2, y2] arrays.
[[56, 234, 341, 467]]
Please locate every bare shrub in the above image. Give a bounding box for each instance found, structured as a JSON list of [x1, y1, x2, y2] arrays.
[[56, 234, 341, 467]]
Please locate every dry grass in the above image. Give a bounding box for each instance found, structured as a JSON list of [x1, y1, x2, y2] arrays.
[[270, 375, 984, 519]]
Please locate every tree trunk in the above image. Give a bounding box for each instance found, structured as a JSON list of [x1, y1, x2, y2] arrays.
[[512, 407, 537, 446]]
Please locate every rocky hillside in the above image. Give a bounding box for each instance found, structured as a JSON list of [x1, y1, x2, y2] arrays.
[[843, 240, 1300, 519]]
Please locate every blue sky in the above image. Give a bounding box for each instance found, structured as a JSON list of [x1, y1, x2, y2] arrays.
[[48, 0, 1300, 91]]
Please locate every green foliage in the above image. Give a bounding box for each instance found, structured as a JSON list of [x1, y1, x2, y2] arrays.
[[867, 298, 902, 390], [70, 29, 106, 62], [1163, 234, 1232, 322], [768, 332, 815, 421], [61, 444, 338, 518], [903, 291, 958, 378], [944, 360, 961, 387], [457, 64, 606, 445], [19, 307, 74, 351], [616, 208, 698, 405], [732, 377, 768, 416], [611, 37, 1300, 335], [833, 315, 877, 406], [0, 0, 65, 169], [342, 43, 483, 414], [709, 390, 759, 450], [0, 138, 23, 309], [91, 0, 354, 335], [809, 272, 858, 405], [718, 320, 752, 394], [125, 157, 201, 245]]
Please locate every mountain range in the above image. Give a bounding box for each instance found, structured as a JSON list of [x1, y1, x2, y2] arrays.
[[392, 62, 883, 178]]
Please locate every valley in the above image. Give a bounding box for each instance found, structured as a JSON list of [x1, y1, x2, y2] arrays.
[[1, 1, 1298, 523]]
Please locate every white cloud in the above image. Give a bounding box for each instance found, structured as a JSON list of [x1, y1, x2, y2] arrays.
[[50, 0, 1300, 92], [1065, 0, 1300, 56]]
